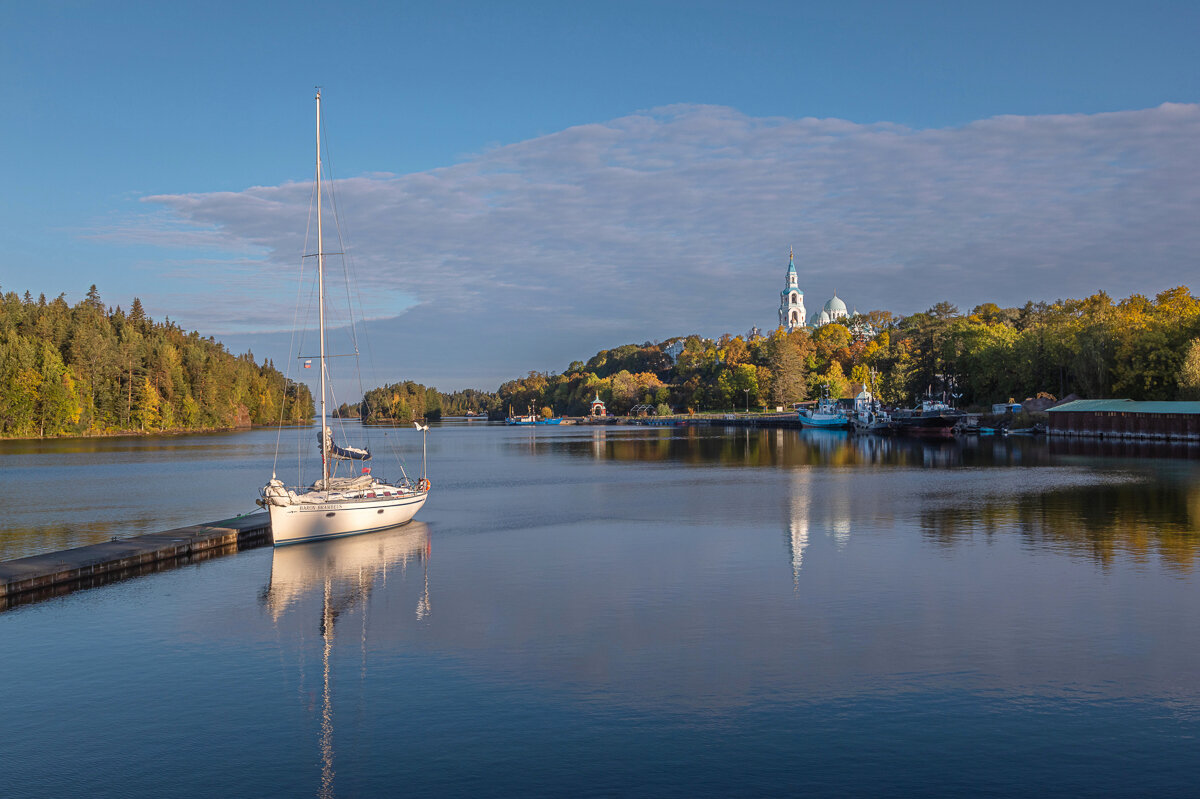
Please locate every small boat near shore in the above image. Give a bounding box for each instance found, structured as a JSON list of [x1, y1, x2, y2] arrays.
[[506, 404, 563, 425], [1008, 424, 1046, 436], [506, 404, 537, 425], [506, 414, 538, 426]]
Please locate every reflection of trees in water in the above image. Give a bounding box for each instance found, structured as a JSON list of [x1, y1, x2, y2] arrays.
[[565, 428, 1200, 471], [564, 428, 1200, 570], [921, 481, 1200, 570], [569, 427, 970, 469], [0, 517, 164, 561]]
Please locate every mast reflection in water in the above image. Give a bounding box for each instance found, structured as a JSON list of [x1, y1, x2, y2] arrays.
[[261, 523, 431, 798]]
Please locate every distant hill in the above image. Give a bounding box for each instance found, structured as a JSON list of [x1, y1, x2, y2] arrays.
[[0, 285, 313, 438]]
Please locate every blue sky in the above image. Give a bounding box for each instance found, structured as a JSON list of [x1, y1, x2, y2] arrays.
[[3, 1, 1198, 390]]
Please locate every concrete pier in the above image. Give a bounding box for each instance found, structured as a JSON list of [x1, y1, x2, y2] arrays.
[[0, 513, 270, 610]]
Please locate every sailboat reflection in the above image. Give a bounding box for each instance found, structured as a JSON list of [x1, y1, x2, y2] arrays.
[[262, 522, 431, 797]]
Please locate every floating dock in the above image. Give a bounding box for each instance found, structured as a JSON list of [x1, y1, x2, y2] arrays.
[[0, 514, 270, 610]]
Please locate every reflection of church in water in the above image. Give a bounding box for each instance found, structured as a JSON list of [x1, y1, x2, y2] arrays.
[[782, 439, 853, 586], [781, 432, 964, 584]]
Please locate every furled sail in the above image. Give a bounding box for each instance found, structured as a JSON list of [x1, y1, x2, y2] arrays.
[[319, 427, 371, 461]]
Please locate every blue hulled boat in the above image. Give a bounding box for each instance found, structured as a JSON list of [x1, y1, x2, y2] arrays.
[[798, 396, 851, 430]]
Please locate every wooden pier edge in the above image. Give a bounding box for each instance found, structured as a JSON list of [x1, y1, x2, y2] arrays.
[[0, 513, 272, 610]]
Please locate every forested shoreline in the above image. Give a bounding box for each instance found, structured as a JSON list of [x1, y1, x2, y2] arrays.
[[360, 287, 1200, 423], [0, 286, 313, 438], [15, 285, 1197, 436]]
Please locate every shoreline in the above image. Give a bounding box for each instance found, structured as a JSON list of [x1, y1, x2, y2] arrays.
[[0, 421, 316, 443]]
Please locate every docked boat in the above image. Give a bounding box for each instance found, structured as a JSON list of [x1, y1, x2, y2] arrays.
[[849, 387, 891, 434], [1008, 425, 1046, 436], [505, 414, 538, 426], [889, 398, 966, 438], [506, 405, 539, 425], [851, 405, 892, 434], [258, 90, 429, 546], [798, 395, 851, 430], [506, 404, 562, 425]]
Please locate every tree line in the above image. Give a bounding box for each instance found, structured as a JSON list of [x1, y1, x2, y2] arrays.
[[0, 285, 313, 438], [366, 287, 1200, 423], [337, 383, 497, 422]]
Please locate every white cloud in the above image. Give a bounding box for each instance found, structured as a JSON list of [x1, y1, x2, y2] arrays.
[[128, 102, 1200, 390]]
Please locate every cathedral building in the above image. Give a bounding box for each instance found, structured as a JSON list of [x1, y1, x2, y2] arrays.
[[776, 248, 852, 331]]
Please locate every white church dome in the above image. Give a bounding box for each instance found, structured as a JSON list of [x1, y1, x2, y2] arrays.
[[824, 295, 848, 315]]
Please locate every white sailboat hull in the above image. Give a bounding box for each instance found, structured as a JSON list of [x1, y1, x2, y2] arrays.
[[268, 492, 428, 546]]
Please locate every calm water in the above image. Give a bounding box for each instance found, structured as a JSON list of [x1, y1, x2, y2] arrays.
[[3, 424, 1200, 796]]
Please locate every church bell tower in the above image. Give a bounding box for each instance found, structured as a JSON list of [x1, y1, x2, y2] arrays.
[[778, 248, 806, 332]]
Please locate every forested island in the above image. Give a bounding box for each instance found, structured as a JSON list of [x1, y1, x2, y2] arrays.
[[358, 287, 1200, 423], [0, 286, 313, 438]]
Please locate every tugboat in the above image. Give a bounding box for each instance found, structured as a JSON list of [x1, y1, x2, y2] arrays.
[[850, 388, 892, 434], [798, 390, 851, 430], [889, 398, 965, 438]]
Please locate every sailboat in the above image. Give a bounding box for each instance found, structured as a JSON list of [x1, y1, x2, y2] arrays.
[[258, 90, 429, 546]]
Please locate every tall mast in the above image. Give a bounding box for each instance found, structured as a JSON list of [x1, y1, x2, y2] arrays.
[[316, 89, 329, 490]]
